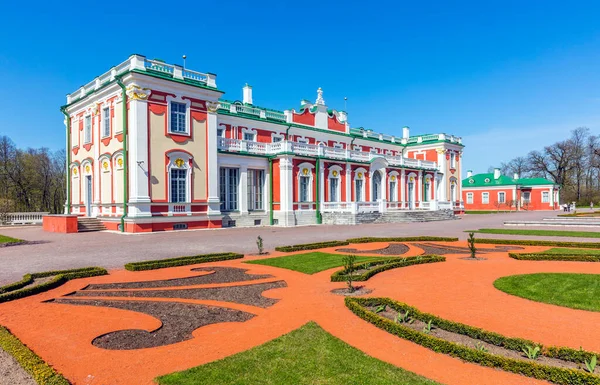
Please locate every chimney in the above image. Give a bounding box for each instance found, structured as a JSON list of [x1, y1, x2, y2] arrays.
[[494, 168, 501, 180], [514, 173, 519, 180], [402, 126, 410, 139], [467, 170, 473, 178], [243, 83, 253, 104]]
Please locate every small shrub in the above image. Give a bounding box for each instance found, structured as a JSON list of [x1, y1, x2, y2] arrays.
[[396, 311, 414, 324], [256, 236, 264, 255], [475, 342, 488, 353], [467, 232, 477, 258], [523, 345, 541, 360], [342, 255, 357, 293], [375, 304, 387, 313], [422, 320, 434, 334], [585, 355, 597, 373]]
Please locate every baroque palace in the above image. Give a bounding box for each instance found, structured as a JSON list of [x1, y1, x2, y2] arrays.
[[62, 54, 464, 232]]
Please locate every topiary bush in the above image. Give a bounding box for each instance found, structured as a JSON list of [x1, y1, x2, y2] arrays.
[[509, 253, 600, 262], [346, 236, 458, 244], [474, 238, 600, 249], [275, 241, 349, 252]]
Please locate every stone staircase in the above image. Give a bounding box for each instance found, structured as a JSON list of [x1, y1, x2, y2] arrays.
[[77, 217, 107, 232], [322, 209, 458, 225]]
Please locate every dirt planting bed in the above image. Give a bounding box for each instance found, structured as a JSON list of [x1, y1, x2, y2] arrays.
[[336, 243, 410, 255]]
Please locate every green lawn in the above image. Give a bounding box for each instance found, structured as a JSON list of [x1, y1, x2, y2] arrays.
[[494, 273, 600, 312], [156, 322, 439, 385], [0, 235, 22, 245], [468, 228, 600, 238], [535, 248, 600, 255], [246, 252, 386, 274]]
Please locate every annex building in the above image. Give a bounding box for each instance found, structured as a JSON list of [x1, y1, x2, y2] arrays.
[[462, 169, 560, 211], [62, 54, 465, 232]]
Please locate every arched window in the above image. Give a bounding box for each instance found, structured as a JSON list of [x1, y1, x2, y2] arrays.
[[327, 166, 342, 202], [166, 151, 193, 203], [388, 172, 399, 202], [354, 168, 367, 202], [372, 171, 382, 201], [297, 162, 314, 203]]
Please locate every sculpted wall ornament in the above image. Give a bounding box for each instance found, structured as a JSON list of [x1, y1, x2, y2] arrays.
[[206, 101, 219, 113], [126, 84, 151, 100]]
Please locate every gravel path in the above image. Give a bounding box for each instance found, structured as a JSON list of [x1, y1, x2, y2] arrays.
[[0, 211, 565, 285], [0, 347, 35, 385]]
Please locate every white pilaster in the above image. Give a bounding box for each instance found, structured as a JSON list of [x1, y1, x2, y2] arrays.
[[417, 170, 423, 206], [92, 107, 101, 217], [279, 156, 294, 226], [345, 163, 352, 202], [206, 107, 222, 215], [239, 165, 248, 214], [318, 159, 325, 207], [400, 169, 406, 207], [437, 149, 447, 201], [127, 92, 152, 218]]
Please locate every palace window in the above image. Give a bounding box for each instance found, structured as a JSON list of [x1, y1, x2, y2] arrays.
[[450, 153, 456, 168], [247, 169, 264, 211], [498, 192, 506, 203], [356, 179, 364, 202], [542, 191, 549, 203], [220, 167, 239, 211], [482, 192, 489, 204], [170, 102, 187, 133], [423, 180, 429, 202], [102, 108, 110, 138], [170, 169, 187, 203], [523, 191, 531, 203], [272, 135, 283, 143], [217, 127, 225, 138], [243, 132, 255, 141], [84, 116, 92, 144], [466, 192, 474, 204], [329, 177, 339, 202], [389, 179, 397, 202], [297, 137, 309, 144]]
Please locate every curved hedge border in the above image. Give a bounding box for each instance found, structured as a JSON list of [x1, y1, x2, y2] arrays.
[[0, 326, 69, 384], [346, 297, 600, 385], [0, 267, 107, 303], [345, 236, 458, 244], [509, 253, 600, 262], [275, 241, 349, 252], [124, 252, 243, 271], [331, 255, 445, 282], [474, 238, 600, 249]]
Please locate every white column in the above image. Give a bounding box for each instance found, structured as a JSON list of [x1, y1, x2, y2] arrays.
[[437, 149, 447, 201], [381, 170, 387, 212], [417, 170, 423, 207], [92, 107, 101, 217], [127, 94, 152, 217], [206, 108, 221, 216], [319, 159, 324, 207], [345, 163, 352, 202], [239, 165, 248, 214], [279, 157, 294, 226], [400, 169, 406, 207], [431, 172, 438, 210]]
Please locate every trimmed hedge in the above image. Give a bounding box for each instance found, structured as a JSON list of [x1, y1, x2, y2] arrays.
[[346, 297, 600, 384], [474, 238, 600, 249], [509, 253, 600, 262], [0, 267, 108, 303], [0, 325, 70, 385], [124, 252, 243, 271], [274, 241, 349, 252], [345, 236, 458, 244], [331, 255, 445, 282]]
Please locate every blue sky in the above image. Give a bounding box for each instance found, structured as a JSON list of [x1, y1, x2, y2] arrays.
[[1, 1, 600, 174]]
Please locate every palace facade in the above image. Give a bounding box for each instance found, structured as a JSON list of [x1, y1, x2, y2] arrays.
[[62, 54, 464, 232]]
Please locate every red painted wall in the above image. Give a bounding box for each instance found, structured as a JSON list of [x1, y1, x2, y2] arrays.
[[463, 187, 556, 211], [327, 115, 346, 132], [292, 109, 315, 126]]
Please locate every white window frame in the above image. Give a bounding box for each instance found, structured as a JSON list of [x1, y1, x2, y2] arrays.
[[450, 152, 456, 168], [354, 168, 367, 202], [242, 127, 257, 141], [542, 191, 549, 203], [167, 96, 191, 135], [466, 192, 474, 204], [166, 151, 192, 203], [297, 162, 314, 203], [271, 133, 284, 143], [220, 167, 240, 211], [247, 168, 265, 211], [84, 115, 92, 144], [482, 192, 489, 204], [327, 166, 342, 202], [498, 191, 506, 204], [102, 107, 111, 138], [388, 171, 399, 202]]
